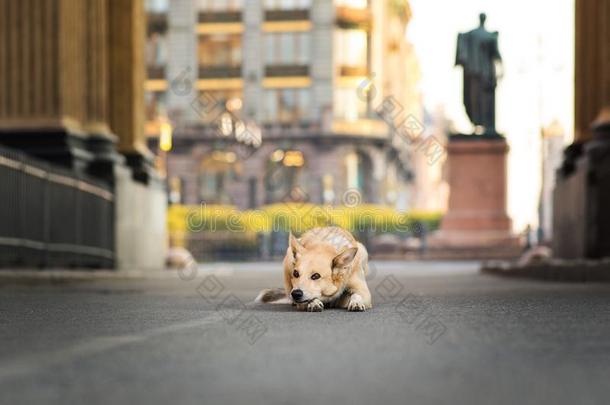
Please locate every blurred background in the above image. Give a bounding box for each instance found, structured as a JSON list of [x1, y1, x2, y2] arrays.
[[0, 0, 607, 270], [148, 0, 438, 263]]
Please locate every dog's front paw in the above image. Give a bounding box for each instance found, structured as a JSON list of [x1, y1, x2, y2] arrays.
[[307, 298, 324, 312], [347, 294, 366, 312]]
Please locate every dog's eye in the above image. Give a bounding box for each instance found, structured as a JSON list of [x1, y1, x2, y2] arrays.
[[311, 273, 321, 280], [293, 270, 299, 278]]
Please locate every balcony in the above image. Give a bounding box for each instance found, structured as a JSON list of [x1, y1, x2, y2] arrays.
[[170, 122, 318, 144], [335, 6, 372, 29], [339, 65, 368, 77], [166, 119, 389, 147], [265, 65, 309, 77], [260, 120, 389, 142], [199, 65, 242, 79], [264, 9, 310, 21], [198, 11, 242, 24], [331, 119, 389, 139]]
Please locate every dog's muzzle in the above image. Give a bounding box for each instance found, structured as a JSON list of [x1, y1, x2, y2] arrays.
[[291, 289, 304, 302]]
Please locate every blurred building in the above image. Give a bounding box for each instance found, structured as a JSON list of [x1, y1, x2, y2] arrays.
[[0, 1, 166, 270], [411, 106, 449, 212], [145, 0, 422, 209]]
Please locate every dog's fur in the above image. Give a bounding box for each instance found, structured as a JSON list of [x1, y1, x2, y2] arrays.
[[256, 227, 372, 312]]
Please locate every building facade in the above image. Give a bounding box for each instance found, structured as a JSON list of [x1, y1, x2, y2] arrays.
[[145, 0, 422, 210]]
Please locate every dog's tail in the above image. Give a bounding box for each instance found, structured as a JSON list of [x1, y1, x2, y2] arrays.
[[254, 288, 291, 304]]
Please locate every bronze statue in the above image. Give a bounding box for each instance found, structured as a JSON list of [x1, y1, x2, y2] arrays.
[[456, 13, 502, 135]]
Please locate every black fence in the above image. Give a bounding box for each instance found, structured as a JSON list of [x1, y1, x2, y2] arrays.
[[0, 146, 114, 269]]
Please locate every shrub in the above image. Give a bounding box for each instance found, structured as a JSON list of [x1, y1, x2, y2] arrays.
[[168, 203, 443, 242]]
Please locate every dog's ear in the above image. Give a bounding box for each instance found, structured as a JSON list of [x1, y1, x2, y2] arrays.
[[332, 247, 358, 270], [288, 232, 303, 259]]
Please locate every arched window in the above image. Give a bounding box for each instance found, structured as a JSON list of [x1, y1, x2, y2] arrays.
[[345, 150, 372, 202], [264, 149, 306, 203], [198, 151, 240, 204]]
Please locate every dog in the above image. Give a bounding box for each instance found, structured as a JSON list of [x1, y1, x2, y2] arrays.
[[256, 227, 372, 312]]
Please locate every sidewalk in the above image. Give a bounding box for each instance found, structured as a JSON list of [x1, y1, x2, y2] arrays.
[[0, 269, 164, 284], [482, 258, 610, 282]]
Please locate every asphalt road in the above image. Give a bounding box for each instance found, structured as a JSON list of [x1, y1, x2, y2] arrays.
[[1, 261, 610, 405]]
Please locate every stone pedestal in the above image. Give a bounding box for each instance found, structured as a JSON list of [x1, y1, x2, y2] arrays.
[[431, 135, 520, 254], [0, 129, 93, 175], [87, 132, 125, 183], [114, 164, 167, 271]]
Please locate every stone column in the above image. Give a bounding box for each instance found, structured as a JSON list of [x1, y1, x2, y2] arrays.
[[108, 0, 155, 183], [85, 0, 123, 182], [553, 0, 610, 259], [0, 0, 92, 171], [105, 1, 167, 270], [84, 0, 111, 136], [574, 0, 610, 143]]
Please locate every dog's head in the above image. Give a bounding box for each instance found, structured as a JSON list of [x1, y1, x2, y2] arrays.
[[286, 233, 358, 304]]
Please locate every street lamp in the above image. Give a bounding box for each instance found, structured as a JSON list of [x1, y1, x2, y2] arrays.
[[159, 120, 173, 152], [219, 111, 262, 148]]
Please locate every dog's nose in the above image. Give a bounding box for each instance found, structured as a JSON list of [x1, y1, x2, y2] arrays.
[[291, 289, 303, 301]]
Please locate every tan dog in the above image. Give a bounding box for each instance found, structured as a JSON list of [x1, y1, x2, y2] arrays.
[[256, 227, 372, 312]]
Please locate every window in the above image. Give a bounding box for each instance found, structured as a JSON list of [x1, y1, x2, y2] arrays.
[[195, 90, 243, 123], [198, 0, 243, 11], [145, 0, 169, 13], [146, 31, 168, 68], [335, 29, 368, 68], [199, 34, 242, 67], [168, 177, 184, 205], [334, 87, 367, 121], [145, 0, 168, 69], [264, 32, 311, 65], [335, 0, 368, 8], [264, 0, 312, 10], [206, 90, 242, 110], [265, 151, 306, 204], [345, 151, 372, 202], [264, 88, 310, 123], [199, 151, 238, 204], [248, 177, 258, 209], [145, 91, 167, 121]]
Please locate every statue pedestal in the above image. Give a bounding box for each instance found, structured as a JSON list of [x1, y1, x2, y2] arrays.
[[431, 135, 521, 257]]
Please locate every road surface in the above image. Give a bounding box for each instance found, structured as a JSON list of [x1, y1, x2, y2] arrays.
[[1, 261, 609, 405]]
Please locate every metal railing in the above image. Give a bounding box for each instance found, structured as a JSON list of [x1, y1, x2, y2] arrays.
[[0, 145, 115, 269]]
